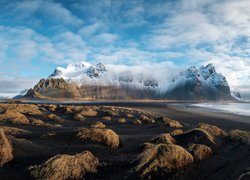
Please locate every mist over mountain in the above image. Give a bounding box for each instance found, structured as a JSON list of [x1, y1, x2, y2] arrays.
[[20, 62, 240, 101]]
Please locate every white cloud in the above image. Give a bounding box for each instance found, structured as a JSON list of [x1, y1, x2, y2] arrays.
[[0, 0, 83, 29]]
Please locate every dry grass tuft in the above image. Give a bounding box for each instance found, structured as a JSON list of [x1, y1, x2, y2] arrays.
[[170, 129, 183, 136], [150, 133, 177, 144], [102, 116, 112, 121], [79, 109, 98, 117], [118, 118, 126, 123], [90, 122, 106, 129], [1, 126, 30, 135], [196, 123, 227, 137], [139, 115, 155, 124], [133, 143, 193, 177], [163, 118, 183, 128], [29, 151, 99, 180], [0, 110, 29, 125], [133, 119, 142, 125], [127, 113, 134, 119], [229, 129, 250, 144], [47, 114, 64, 123], [73, 114, 86, 122], [173, 128, 216, 147], [77, 128, 120, 148], [0, 129, 13, 166], [187, 144, 212, 161]]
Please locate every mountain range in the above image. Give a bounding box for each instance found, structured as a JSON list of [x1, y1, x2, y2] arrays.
[[20, 62, 241, 101]]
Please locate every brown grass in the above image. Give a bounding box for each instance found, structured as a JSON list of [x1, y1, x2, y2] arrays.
[[90, 122, 106, 129], [173, 128, 216, 147], [79, 109, 98, 117], [77, 128, 120, 148], [187, 144, 212, 161], [163, 118, 183, 128], [29, 151, 99, 180], [139, 115, 155, 124], [150, 133, 177, 144], [0, 110, 29, 125], [47, 114, 64, 123], [133, 119, 142, 125], [196, 123, 227, 137], [102, 116, 112, 121], [170, 129, 183, 136], [133, 143, 193, 177], [73, 114, 86, 122], [0, 104, 43, 116], [118, 118, 126, 123], [229, 129, 250, 144], [0, 126, 30, 135], [0, 129, 13, 167]]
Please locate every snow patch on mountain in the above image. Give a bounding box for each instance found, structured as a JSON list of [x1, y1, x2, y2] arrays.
[[46, 62, 241, 100], [49, 62, 159, 89]]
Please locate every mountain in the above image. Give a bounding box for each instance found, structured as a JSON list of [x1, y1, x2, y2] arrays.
[[21, 62, 238, 100], [165, 64, 232, 100], [13, 89, 29, 99]]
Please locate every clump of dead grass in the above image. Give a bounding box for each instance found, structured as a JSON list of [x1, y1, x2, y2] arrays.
[[229, 129, 250, 144], [90, 122, 106, 129], [196, 123, 227, 137], [187, 144, 212, 161], [0, 128, 14, 166], [132, 143, 193, 178], [76, 128, 120, 148], [29, 151, 99, 180]]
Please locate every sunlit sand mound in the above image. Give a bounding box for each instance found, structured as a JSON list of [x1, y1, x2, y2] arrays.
[[1, 126, 30, 135], [229, 129, 250, 144], [30, 118, 62, 128], [133, 119, 142, 125], [0, 110, 29, 125], [170, 129, 183, 136], [139, 115, 155, 124], [90, 122, 106, 129], [76, 128, 120, 148], [150, 133, 177, 144], [102, 116, 112, 121], [0, 129, 13, 167], [0, 104, 43, 116], [29, 151, 99, 180], [118, 118, 126, 123], [173, 128, 216, 147], [132, 143, 193, 178], [73, 114, 86, 122], [187, 144, 212, 161], [196, 123, 227, 137], [47, 114, 64, 123], [78, 107, 98, 117], [162, 118, 183, 128]]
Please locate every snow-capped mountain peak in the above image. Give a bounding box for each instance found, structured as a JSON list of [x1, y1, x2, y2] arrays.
[[36, 62, 240, 100], [86, 62, 107, 78]]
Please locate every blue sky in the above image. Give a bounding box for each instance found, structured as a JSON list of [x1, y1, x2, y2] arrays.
[[0, 0, 249, 97]]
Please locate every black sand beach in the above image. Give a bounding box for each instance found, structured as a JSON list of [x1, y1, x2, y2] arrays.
[[0, 101, 249, 179]]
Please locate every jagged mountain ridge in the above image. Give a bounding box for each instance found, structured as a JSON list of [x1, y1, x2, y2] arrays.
[[165, 64, 232, 100], [22, 62, 238, 100]]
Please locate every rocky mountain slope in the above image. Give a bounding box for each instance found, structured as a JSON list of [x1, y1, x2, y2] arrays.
[[21, 62, 238, 100]]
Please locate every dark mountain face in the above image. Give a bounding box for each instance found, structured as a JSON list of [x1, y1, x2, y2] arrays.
[[165, 65, 232, 100], [21, 63, 237, 100]]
